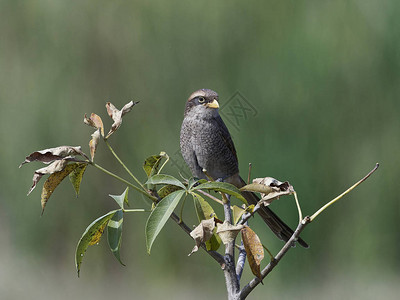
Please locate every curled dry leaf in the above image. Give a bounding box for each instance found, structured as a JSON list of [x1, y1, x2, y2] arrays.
[[188, 218, 215, 256], [28, 159, 69, 195], [216, 221, 244, 245], [241, 225, 264, 281], [241, 177, 295, 206], [19, 146, 87, 167], [89, 129, 101, 161], [41, 163, 85, 214], [105, 101, 139, 139], [84, 113, 104, 137]]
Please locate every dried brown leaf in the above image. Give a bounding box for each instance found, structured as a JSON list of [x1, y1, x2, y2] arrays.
[[28, 160, 69, 195], [89, 129, 101, 161], [41, 163, 81, 214], [105, 101, 138, 139], [241, 226, 264, 280], [242, 177, 295, 206], [216, 221, 244, 245], [188, 218, 215, 256], [84, 113, 104, 137], [20, 146, 87, 167]]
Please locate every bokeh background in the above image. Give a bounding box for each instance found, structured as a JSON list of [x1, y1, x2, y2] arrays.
[[1, 1, 399, 299]]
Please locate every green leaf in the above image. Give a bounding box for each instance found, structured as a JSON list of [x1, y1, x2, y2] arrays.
[[75, 210, 118, 277], [206, 232, 222, 251], [192, 181, 247, 204], [145, 190, 186, 254], [69, 163, 88, 197], [158, 184, 181, 199], [193, 193, 216, 221], [233, 205, 246, 225], [107, 209, 125, 266], [109, 187, 129, 209], [192, 193, 221, 251], [143, 154, 163, 178], [146, 174, 186, 190]]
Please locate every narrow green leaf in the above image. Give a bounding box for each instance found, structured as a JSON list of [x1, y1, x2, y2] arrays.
[[107, 209, 125, 266], [145, 190, 186, 254], [192, 181, 247, 204], [75, 210, 118, 277], [192, 193, 221, 251], [109, 187, 129, 209], [146, 174, 186, 190], [69, 163, 88, 197]]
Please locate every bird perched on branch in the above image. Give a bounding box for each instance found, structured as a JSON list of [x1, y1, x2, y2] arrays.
[[180, 88, 308, 248]]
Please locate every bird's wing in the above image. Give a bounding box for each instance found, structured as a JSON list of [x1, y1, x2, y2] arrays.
[[213, 115, 238, 162]]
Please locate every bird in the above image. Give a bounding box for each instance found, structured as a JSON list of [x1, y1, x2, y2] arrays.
[[180, 88, 308, 248]]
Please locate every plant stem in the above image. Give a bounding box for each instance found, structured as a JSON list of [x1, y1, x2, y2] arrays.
[[123, 209, 147, 213], [105, 139, 148, 191], [293, 192, 303, 223], [239, 217, 310, 299], [91, 162, 157, 201], [197, 189, 224, 205], [310, 163, 379, 221]]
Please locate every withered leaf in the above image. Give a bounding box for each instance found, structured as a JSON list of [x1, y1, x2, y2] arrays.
[[41, 163, 82, 215], [241, 225, 264, 281], [28, 159, 69, 195], [84, 113, 104, 137], [188, 218, 215, 256], [241, 177, 295, 206], [216, 221, 244, 245], [69, 163, 88, 197], [89, 129, 101, 161], [20, 146, 87, 167], [105, 101, 139, 139]]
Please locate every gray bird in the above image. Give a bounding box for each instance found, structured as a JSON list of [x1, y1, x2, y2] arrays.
[[180, 89, 308, 248]]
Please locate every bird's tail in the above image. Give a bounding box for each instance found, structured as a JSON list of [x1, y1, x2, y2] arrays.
[[238, 176, 309, 248]]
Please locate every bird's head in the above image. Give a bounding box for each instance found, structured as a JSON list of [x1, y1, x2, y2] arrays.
[[184, 89, 220, 118]]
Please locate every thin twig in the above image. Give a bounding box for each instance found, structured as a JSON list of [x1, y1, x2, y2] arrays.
[[247, 163, 252, 185], [310, 163, 379, 221], [222, 194, 240, 299], [235, 243, 246, 281], [239, 163, 380, 299], [239, 217, 310, 299], [90, 162, 156, 201], [197, 189, 224, 205], [238, 203, 261, 226], [105, 139, 148, 192], [293, 191, 303, 223]]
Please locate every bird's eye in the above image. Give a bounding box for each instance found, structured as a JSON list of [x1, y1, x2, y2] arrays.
[[198, 97, 206, 103]]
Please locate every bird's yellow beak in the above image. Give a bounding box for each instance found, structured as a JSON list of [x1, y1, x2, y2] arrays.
[[206, 99, 219, 109]]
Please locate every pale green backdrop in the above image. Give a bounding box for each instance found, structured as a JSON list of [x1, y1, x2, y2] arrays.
[[1, 1, 399, 299]]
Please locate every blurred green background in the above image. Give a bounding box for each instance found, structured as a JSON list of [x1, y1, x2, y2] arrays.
[[1, 0, 399, 299]]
